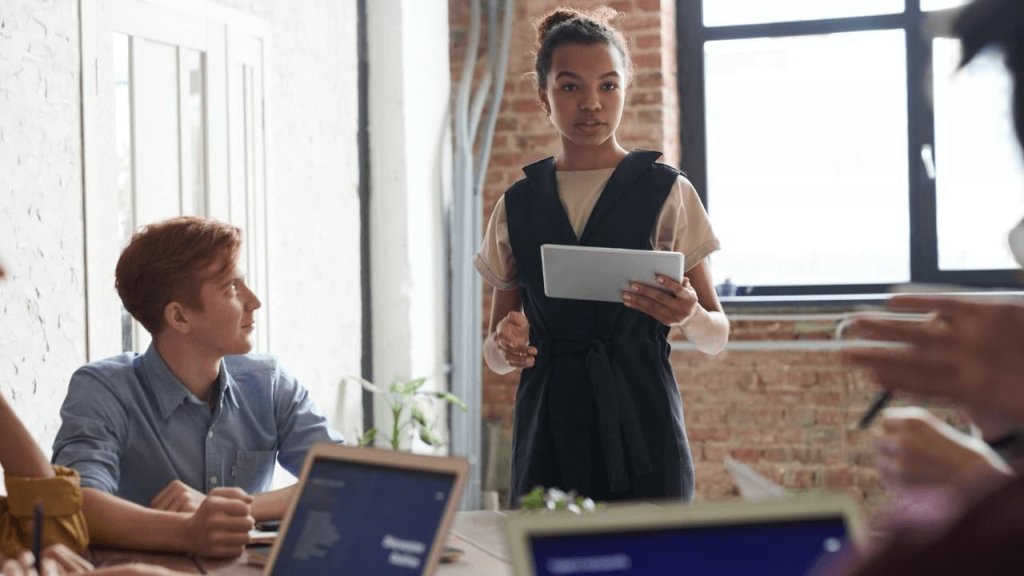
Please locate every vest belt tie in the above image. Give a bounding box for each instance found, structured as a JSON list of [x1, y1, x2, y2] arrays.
[[544, 338, 654, 493]]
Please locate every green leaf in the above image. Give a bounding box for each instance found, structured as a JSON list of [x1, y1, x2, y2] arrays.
[[389, 381, 401, 394], [358, 427, 378, 447], [431, 391, 468, 411], [519, 487, 546, 510], [399, 378, 428, 395], [411, 404, 429, 428], [418, 427, 443, 446]]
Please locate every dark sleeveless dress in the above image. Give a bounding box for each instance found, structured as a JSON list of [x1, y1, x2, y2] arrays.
[[503, 149, 695, 506]]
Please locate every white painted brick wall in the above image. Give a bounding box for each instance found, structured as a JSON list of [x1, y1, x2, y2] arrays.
[[0, 0, 362, 486], [0, 0, 88, 470]]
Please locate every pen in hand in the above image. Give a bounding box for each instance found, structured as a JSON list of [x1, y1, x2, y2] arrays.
[[32, 501, 43, 574], [858, 389, 894, 429]]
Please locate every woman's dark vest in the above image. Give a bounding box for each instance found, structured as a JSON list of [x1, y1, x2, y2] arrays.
[[504, 150, 695, 506]]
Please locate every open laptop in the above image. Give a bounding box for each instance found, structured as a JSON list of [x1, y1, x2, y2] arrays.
[[506, 495, 865, 576], [261, 443, 469, 576]]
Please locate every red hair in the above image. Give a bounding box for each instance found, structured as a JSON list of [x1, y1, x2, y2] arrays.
[[115, 216, 242, 335]]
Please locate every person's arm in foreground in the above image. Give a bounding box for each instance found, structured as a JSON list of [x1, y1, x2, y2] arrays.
[[876, 407, 1012, 488], [848, 296, 1024, 419]]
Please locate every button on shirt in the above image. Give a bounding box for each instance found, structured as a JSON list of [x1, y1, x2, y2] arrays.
[[52, 345, 344, 507]]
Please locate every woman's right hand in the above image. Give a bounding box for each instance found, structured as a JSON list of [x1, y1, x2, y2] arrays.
[[493, 311, 537, 369]]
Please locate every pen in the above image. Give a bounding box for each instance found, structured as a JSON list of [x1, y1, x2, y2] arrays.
[[857, 389, 893, 429], [32, 502, 43, 574]]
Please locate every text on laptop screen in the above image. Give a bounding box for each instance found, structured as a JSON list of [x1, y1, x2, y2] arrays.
[[269, 458, 456, 575], [529, 517, 850, 576]]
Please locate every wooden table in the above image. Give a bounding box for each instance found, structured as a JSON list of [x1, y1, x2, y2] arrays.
[[91, 511, 514, 575]]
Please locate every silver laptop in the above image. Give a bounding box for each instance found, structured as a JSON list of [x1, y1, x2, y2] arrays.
[[262, 443, 469, 576], [541, 244, 685, 303], [506, 496, 865, 576]]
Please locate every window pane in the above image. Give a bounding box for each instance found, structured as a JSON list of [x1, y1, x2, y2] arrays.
[[183, 49, 207, 216], [921, 0, 970, 11], [704, 31, 910, 287], [703, 0, 904, 27], [114, 33, 136, 353], [933, 38, 1024, 271]]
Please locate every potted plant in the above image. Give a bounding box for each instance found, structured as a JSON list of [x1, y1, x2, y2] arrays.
[[347, 377, 467, 451]]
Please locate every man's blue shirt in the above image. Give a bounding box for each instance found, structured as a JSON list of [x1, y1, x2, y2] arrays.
[[52, 344, 344, 506]]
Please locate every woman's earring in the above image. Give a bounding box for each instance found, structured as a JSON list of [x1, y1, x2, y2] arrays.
[[545, 108, 551, 117]]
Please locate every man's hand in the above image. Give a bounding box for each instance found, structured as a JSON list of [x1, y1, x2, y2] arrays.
[[184, 487, 255, 558], [847, 296, 1024, 418], [876, 407, 1012, 488], [622, 275, 699, 326], [492, 311, 537, 369], [150, 480, 206, 513]]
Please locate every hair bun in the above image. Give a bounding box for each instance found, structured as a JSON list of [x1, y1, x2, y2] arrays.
[[535, 9, 583, 45]]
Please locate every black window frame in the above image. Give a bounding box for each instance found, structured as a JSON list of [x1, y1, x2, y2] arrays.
[[677, 0, 1021, 300]]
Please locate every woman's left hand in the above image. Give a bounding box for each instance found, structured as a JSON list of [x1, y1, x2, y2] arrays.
[[622, 275, 699, 326]]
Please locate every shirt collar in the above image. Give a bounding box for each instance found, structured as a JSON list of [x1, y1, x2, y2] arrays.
[[139, 344, 237, 420]]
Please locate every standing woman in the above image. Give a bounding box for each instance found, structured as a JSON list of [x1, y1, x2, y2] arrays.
[[474, 7, 729, 506]]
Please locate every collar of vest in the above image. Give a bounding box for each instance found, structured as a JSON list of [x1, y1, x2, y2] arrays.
[[521, 149, 665, 245]]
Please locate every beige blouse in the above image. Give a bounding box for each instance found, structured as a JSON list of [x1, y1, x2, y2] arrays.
[[474, 168, 721, 290]]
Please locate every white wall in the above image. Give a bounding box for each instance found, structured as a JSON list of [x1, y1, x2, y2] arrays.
[[368, 0, 452, 450], [0, 0, 363, 478], [0, 0, 87, 457]]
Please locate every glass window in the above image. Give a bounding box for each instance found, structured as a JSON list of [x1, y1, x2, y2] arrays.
[[704, 31, 910, 287], [703, 0, 904, 27], [933, 38, 1024, 271]]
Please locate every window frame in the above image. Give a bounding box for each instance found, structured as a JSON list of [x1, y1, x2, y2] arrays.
[[677, 0, 1021, 301]]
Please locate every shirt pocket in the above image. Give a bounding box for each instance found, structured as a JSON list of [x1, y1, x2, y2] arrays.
[[232, 449, 277, 495]]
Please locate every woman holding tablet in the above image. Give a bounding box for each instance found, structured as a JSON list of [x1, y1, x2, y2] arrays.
[[474, 7, 729, 506]]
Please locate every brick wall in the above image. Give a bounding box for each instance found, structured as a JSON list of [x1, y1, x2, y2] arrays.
[[450, 0, 967, 513]]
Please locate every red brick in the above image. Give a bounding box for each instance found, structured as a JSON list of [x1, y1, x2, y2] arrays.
[[730, 448, 763, 462], [634, 33, 662, 51], [629, 90, 663, 106], [809, 427, 842, 444], [633, 52, 662, 70]]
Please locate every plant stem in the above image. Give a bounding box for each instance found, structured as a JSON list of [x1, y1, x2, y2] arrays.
[[391, 405, 403, 451]]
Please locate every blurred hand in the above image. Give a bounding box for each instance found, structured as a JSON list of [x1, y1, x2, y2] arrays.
[[876, 407, 1012, 488], [847, 296, 1024, 418], [493, 311, 537, 369], [185, 487, 254, 558], [2, 551, 59, 576], [150, 480, 206, 513], [622, 275, 699, 326], [39, 545, 92, 575]]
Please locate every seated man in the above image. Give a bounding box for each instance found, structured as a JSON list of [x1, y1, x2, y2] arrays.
[[52, 217, 344, 556]]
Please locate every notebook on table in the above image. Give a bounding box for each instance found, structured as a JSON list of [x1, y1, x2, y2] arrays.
[[261, 443, 469, 576], [505, 495, 865, 576]]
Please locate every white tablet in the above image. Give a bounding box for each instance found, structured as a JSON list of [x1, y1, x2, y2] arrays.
[[541, 244, 684, 303]]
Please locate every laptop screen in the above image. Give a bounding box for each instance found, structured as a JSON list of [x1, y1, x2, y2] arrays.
[[269, 457, 456, 575], [529, 517, 850, 576]]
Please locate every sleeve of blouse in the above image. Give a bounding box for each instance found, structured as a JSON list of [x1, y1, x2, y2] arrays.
[[654, 175, 721, 272], [473, 195, 520, 290]]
